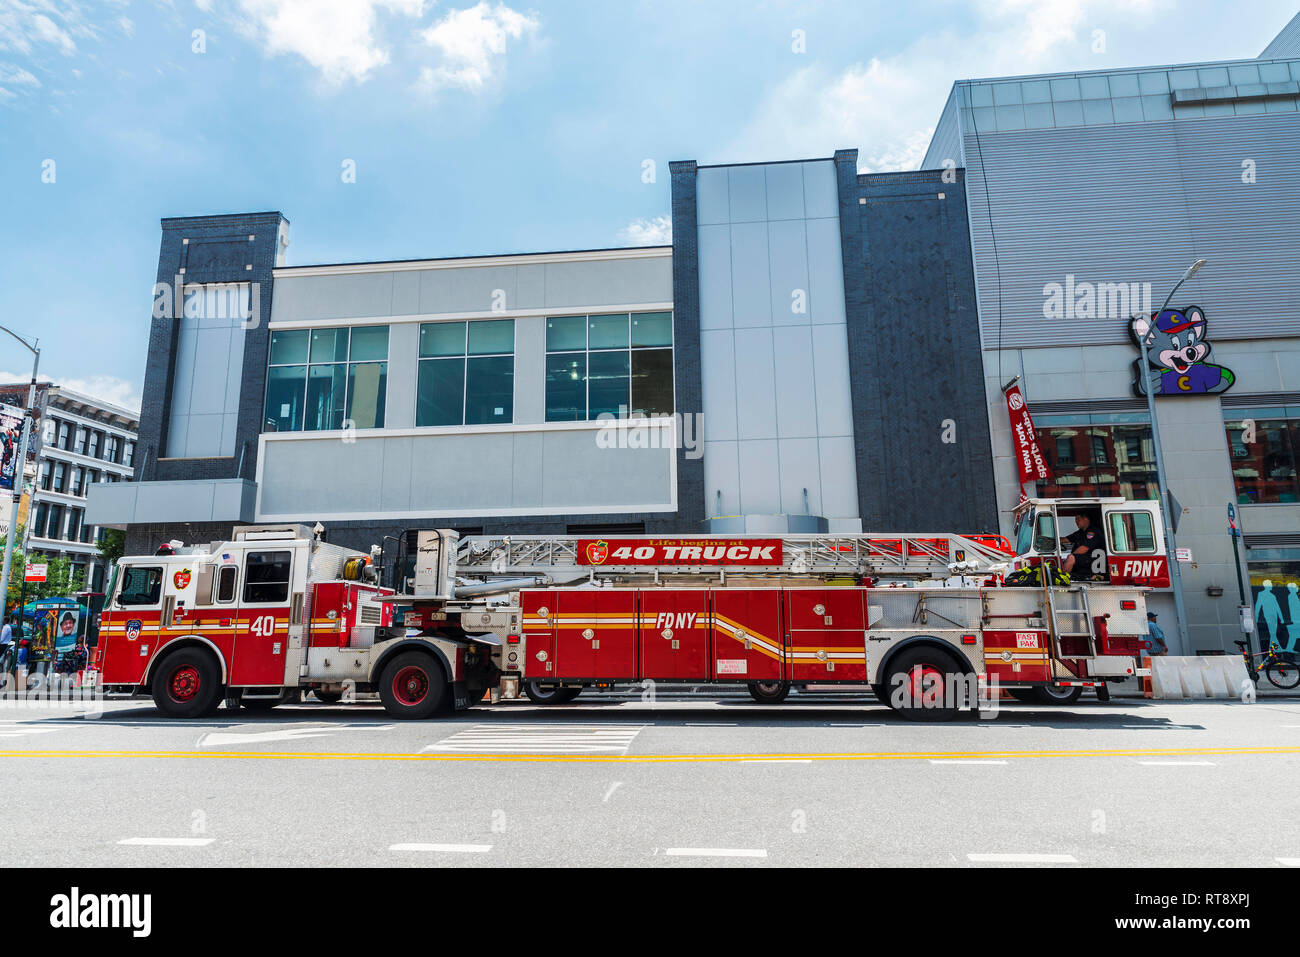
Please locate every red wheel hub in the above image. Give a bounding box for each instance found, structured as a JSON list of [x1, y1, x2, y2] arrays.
[[393, 666, 429, 706], [906, 664, 946, 707], [169, 665, 201, 702]]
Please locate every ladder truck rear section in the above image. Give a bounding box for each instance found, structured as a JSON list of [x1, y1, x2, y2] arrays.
[[92, 505, 1156, 721]]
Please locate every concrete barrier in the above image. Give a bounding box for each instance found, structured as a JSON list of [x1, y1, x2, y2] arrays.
[[1148, 656, 1252, 700]]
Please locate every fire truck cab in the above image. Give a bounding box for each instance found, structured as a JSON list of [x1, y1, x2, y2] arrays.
[[1010, 496, 1170, 588], [93, 525, 499, 718]]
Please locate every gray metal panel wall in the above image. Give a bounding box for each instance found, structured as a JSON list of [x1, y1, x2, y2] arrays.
[[962, 112, 1300, 348]]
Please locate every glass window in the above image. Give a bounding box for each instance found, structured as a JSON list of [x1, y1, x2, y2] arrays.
[[1050, 77, 1081, 100], [631, 349, 674, 416], [416, 320, 514, 426], [216, 565, 238, 603], [1021, 80, 1051, 103], [589, 314, 630, 349], [1079, 75, 1110, 99], [119, 566, 164, 606], [588, 350, 630, 418], [1226, 416, 1299, 503], [631, 312, 672, 348], [545, 353, 586, 421], [416, 359, 466, 427], [269, 329, 309, 365], [310, 328, 349, 363], [267, 325, 389, 431], [420, 322, 467, 358], [467, 319, 514, 356], [1108, 511, 1156, 553], [465, 356, 514, 425], [87, 431, 99, 458], [546, 316, 587, 351], [1035, 421, 1159, 501], [244, 551, 291, 604], [346, 362, 387, 430], [545, 311, 674, 421], [124, 443, 134, 467], [265, 365, 306, 431], [349, 326, 389, 362], [305, 364, 347, 431]]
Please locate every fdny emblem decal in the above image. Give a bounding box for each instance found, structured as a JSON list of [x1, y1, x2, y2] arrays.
[[125, 619, 143, 641], [585, 539, 609, 565], [173, 568, 192, 590]]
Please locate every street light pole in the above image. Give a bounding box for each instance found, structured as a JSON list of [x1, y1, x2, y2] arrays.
[[0, 328, 41, 624], [1143, 259, 1206, 655]]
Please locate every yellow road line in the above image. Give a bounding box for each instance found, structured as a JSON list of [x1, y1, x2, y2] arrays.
[[0, 745, 1297, 764]]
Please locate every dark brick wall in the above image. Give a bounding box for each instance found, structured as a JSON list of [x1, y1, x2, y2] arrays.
[[834, 150, 998, 533], [138, 212, 285, 483], [669, 160, 706, 529]]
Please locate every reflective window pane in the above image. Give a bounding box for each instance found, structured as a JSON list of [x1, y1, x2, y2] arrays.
[[349, 325, 389, 362], [269, 330, 309, 365], [310, 328, 349, 363], [546, 316, 586, 351], [468, 319, 514, 356], [631, 312, 673, 348], [264, 365, 305, 431], [588, 350, 630, 418], [465, 355, 514, 424], [416, 358, 465, 427], [305, 364, 347, 431], [630, 348, 674, 416], [589, 314, 629, 350], [545, 353, 586, 421], [1226, 418, 1299, 503], [346, 361, 387, 429], [420, 322, 466, 358]]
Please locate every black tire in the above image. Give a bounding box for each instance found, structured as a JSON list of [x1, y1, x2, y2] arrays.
[[746, 680, 791, 704], [1031, 683, 1083, 705], [883, 646, 968, 722], [523, 681, 581, 704], [378, 652, 448, 719], [1265, 660, 1300, 691], [313, 690, 344, 704], [151, 648, 223, 718]]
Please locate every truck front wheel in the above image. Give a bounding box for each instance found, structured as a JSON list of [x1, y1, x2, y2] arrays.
[[378, 652, 448, 719], [746, 680, 790, 704], [152, 648, 223, 719]]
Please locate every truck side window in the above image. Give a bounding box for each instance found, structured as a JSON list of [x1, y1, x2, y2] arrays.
[[118, 566, 164, 606], [216, 566, 238, 603], [244, 551, 291, 604], [1108, 512, 1156, 553], [1033, 513, 1058, 552]]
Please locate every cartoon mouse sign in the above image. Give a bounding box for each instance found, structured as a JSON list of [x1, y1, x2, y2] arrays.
[[1131, 306, 1235, 397]]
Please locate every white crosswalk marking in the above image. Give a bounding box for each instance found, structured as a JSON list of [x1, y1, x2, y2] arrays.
[[425, 724, 646, 754]]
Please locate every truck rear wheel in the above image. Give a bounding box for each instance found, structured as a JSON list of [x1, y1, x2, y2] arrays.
[[152, 648, 223, 719], [378, 652, 447, 719], [884, 646, 966, 722], [747, 680, 790, 704], [1008, 685, 1083, 705], [524, 681, 581, 704]]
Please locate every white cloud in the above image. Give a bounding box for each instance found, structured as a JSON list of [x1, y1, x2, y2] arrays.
[[417, 2, 537, 94], [620, 214, 672, 247], [0, 372, 141, 413], [117, 16, 133, 37], [0, 1, 80, 56], [726, 0, 1169, 172], [234, 0, 427, 83], [0, 59, 39, 99]]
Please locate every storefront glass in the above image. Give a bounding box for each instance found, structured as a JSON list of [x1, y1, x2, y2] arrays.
[[1033, 414, 1159, 500]]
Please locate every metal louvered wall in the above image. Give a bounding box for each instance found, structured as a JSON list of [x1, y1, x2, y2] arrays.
[[961, 111, 1300, 349]]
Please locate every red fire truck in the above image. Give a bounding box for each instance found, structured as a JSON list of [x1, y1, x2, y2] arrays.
[[89, 502, 1158, 722]]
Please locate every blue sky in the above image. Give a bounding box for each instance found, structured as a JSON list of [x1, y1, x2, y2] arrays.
[[2, 0, 1297, 410]]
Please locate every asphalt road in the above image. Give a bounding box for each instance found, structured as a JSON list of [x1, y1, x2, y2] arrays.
[[3, 690, 1299, 867]]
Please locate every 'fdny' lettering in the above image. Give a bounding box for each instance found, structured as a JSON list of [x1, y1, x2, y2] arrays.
[[654, 612, 699, 630]]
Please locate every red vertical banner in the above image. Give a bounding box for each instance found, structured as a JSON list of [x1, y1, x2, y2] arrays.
[[1004, 384, 1051, 484]]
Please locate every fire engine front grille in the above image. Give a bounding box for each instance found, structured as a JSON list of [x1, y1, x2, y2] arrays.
[[358, 603, 383, 626]]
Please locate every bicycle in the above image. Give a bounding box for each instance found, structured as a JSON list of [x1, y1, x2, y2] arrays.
[[1235, 639, 1300, 691]]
